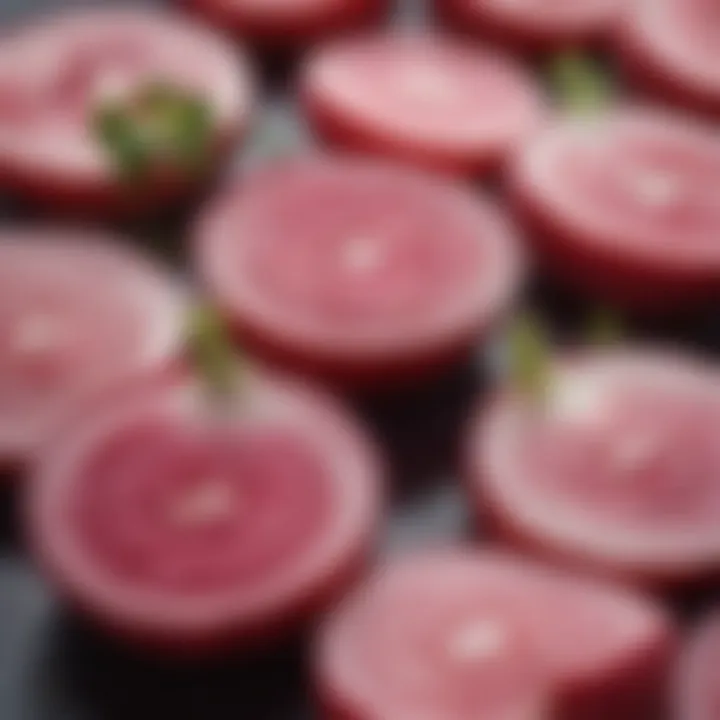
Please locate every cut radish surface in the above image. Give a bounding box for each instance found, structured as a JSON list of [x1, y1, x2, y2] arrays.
[[467, 349, 720, 587], [301, 33, 546, 177], [618, 0, 720, 118], [0, 9, 253, 216], [196, 156, 524, 387], [316, 549, 675, 720], [27, 367, 382, 652], [434, 0, 622, 53], [180, 0, 389, 50], [509, 109, 720, 312], [0, 230, 184, 468], [675, 611, 720, 720]]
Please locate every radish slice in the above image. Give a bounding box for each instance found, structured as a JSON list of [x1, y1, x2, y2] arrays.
[[0, 9, 253, 217], [0, 230, 184, 468], [180, 0, 389, 50], [27, 368, 382, 653], [467, 349, 720, 587], [301, 33, 546, 177], [617, 0, 720, 119], [316, 549, 675, 720], [434, 0, 622, 53], [676, 611, 720, 720], [195, 156, 525, 388], [509, 108, 720, 312]]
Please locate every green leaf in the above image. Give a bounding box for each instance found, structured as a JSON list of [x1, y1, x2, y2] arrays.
[[586, 307, 624, 347], [548, 51, 613, 115], [91, 80, 215, 183], [187, 304, 239, 405], [507, 311, 554, 405], [92, 103, 149, 182]]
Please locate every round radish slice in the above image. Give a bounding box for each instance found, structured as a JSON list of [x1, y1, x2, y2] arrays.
[[434, 0, 622, 54], [509, 109, 720, 313], [0, 230, 184, 468], [617, 0, 720, 119], [27, 367, 382, 653], [675, 611, 720, 720], [300, 33, 546, 177], [467, 349, 720, 588], [316, 549, 675, 720], [196, 156, 524, 388], [0, 9, 253, 217], [180, 0, 389, 50]]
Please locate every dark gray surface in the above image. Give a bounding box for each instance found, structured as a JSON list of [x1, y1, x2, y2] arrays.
[[0, 1, 718, 719]]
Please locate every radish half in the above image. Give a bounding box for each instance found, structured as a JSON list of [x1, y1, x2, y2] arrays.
[[0, 230, 184, 469], [179, 0, 389, 51], [617, 0, 720, 119], [301, 32, 546, 177], [509, 108, 720, 313], [434, 0, 622, 54], [195, 156, 525, 388], [466, 349, 720, 588], [315, 549, 675, 720], [27, 366, 383, 654], [0, 8, 254, 217]]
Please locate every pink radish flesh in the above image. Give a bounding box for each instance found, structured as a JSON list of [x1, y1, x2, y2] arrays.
[[468, 350, 720, 586], [301, 33, 545, 176], [196, 156, 523, 386]]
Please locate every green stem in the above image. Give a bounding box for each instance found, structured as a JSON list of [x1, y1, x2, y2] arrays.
[[91, 80, 215, 185], [187, 304, 240, 406], [547, 50, 614, 116], [507, 310, 554, 406]]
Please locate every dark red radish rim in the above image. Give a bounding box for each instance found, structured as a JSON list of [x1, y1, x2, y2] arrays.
[[181, 0, 390, 45], [440, 0, 622, 43], [510, 108, 720, 273], [196, 156, 526, 365], [467, 349, 720, 581], [301, 32, 546, 171], [27, 368, 383, 643], [0, 230, 186, 466], [619, 0, 720, 102], [0, 8, 254, 189]]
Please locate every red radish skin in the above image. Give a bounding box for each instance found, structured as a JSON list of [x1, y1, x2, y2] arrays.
[[300, 33, 546, 178], [617, 0, 720, 119], [675, 611, 720, 720], [196, 156, 525, 389], [179, 0, 389, 51], [434, 0, 622, 55], [0, 230, 184, 470], [508, 109, 720, 314], [466, 350, 720, 589], [27, 367, 383, 654], [0, 9, 254, 218], [315, 549, 676, 720]]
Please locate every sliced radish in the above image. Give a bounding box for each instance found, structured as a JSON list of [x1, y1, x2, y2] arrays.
[[617, 0, 720, 119], [0, 230, 184, 468], [316, 549, 675, 720], [509, 108, 720, 313], [27, 367, 382, 653], [434, 0, 622, 53], [675, 611, 720, 720], [467, 349, 720, 587], [300, 33, 546, 177], [0, 8, 253, 217], [180, 0, 388, 50], [195, 156, 525, 388]]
